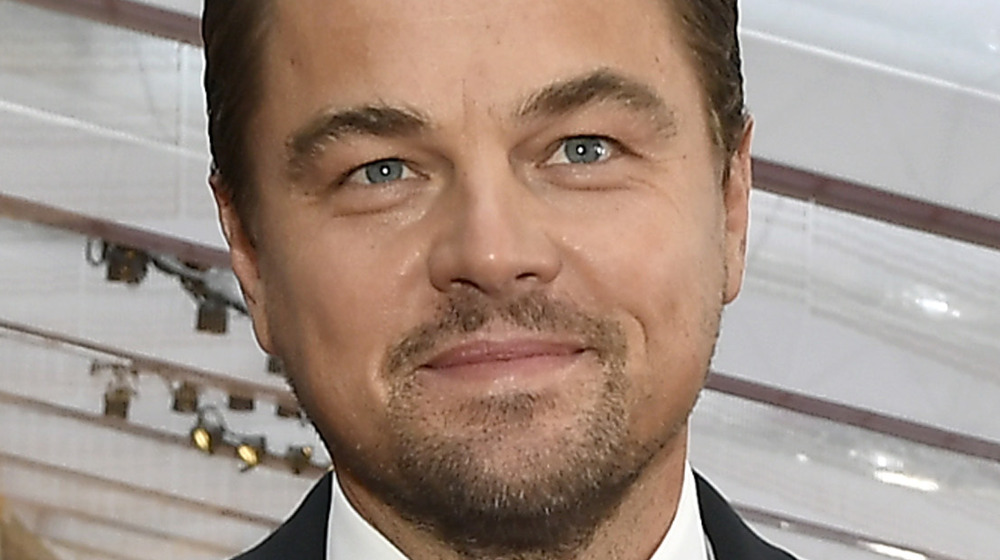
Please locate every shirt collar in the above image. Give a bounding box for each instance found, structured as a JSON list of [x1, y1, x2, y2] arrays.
[[327, 463, 708, 560], [648, 463, 710, 560], [327, 474, 408, 559]]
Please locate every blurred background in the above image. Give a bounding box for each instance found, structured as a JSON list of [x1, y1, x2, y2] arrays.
[[0, 0, 998, 558]]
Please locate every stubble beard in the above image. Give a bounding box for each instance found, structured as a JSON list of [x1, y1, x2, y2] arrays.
[[334, 290, 715, 559]]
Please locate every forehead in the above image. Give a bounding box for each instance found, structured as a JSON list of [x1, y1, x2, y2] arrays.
[[255, 0, 701, 143]]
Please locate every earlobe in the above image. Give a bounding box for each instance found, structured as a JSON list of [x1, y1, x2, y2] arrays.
[[722, 117, 754, 303], [209, 174, 275, 353]]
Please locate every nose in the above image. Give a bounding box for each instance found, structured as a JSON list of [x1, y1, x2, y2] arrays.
[[427, 166, 562, 296]]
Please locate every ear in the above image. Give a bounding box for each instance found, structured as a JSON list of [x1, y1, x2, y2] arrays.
[[210, 174, 275, 354], [721, 117, 753, 304]]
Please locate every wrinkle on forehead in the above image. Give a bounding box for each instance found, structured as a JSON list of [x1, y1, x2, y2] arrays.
[[277, 0, 547, 34], [261, 0, 703, 165]]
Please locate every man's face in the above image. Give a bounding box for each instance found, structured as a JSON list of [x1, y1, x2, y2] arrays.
[[222, 0, 750, 555]]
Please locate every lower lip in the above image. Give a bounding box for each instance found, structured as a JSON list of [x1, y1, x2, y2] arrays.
[[416, 351, 589, 393]]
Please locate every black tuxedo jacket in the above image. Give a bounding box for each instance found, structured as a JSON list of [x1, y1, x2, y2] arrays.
[[234, 472, 798, 559]]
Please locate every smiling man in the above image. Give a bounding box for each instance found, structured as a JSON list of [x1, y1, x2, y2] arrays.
[[203, 0, 797, 559]]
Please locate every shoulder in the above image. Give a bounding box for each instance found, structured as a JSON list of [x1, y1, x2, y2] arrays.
[[231, 472, 333, 560], [695, 472, 800, 560]]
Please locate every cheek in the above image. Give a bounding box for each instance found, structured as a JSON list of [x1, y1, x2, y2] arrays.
[[564, 194, 725, 423], [622, 233, 723, 372], [571, 189, 725, 336], [617, 244, 722, 438], [256, 227, 408, 445]]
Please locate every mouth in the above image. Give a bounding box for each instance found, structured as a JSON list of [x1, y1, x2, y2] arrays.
[[417, 337, 590, 388]]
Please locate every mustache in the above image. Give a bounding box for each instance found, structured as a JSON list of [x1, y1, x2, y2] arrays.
[[384, 290, 627, 379]]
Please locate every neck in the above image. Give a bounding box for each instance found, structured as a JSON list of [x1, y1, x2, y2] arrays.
[[339, 428, 690, 560]]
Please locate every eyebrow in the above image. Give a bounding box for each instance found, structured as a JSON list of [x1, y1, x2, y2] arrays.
[[286, 105, 429, 176], [516, 69, 677, 136], [285, 70, 674, 175]]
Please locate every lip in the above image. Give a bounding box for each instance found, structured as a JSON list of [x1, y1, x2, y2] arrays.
[[417, 337, 589, 385], [423, 339, 586, 369]]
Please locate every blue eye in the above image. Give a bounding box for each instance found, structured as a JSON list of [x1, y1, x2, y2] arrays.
[[561, 137, 611, 164], [344, 158, 418, 186], [363, 159, 406, 183]]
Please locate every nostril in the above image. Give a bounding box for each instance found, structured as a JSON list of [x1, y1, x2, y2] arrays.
[[450, 278, 482, 291]]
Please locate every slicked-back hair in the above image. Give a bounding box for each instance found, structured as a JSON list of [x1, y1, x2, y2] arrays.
[[202, 0, 272, 224], [668, 0, 748, 163], [201, 0, 747, 223]]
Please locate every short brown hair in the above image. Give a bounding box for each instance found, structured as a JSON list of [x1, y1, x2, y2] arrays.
[[202, 0, 746, 221], [202, 0, 272, 221], [668, 0, 748, 162]]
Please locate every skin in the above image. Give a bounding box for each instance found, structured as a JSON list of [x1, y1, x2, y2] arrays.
[[213, 0, 753, 558]]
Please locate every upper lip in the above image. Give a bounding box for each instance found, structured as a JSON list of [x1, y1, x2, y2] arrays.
[[421, 337, 587, 370]]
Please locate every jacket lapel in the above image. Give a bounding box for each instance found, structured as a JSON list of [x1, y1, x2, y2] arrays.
[[695, 472, 797, 560], [233, 471, 332, 560]]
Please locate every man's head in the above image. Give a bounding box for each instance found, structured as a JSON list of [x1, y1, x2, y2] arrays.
[[205, 1, 751, 558]]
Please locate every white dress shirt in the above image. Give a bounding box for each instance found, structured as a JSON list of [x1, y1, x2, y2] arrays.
[[327, 463, 710, 559]]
